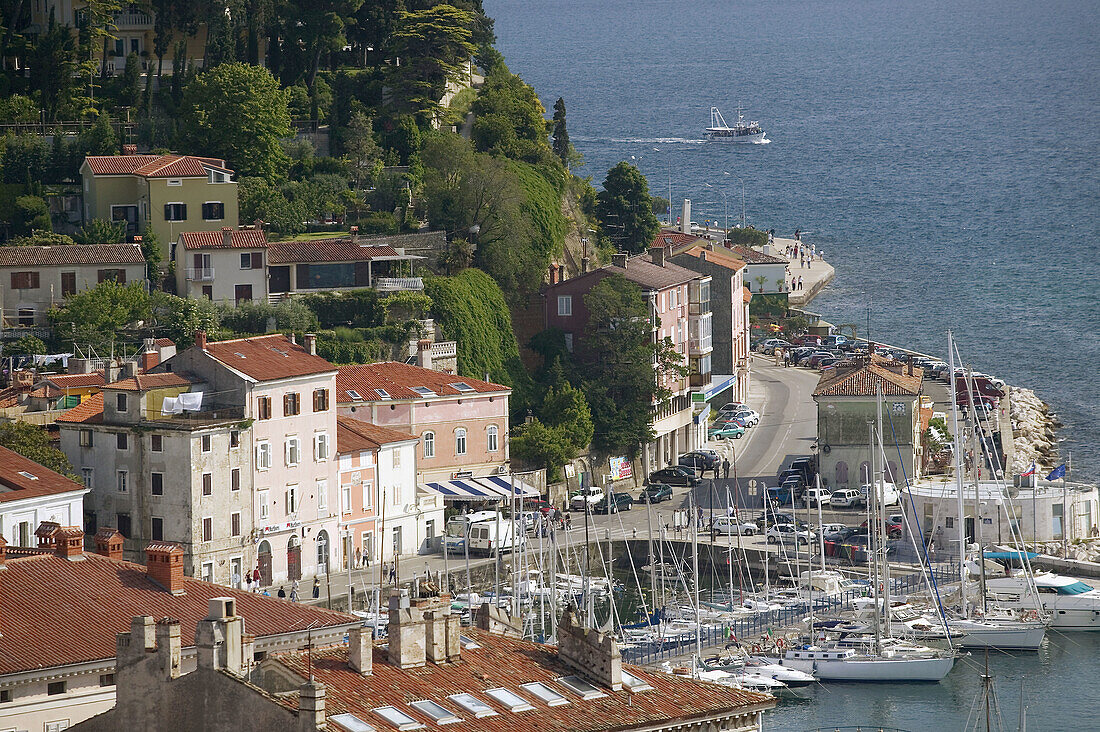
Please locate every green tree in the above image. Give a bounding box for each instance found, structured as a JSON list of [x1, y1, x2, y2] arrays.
[[343, 110, 383, 189], [2, 135, 49, 184], [470, 67, 555, 166], [28, 11, 79, 122], [8, 231, 76, 247], [75, 113, 119, 157], [279, 0, 363, 118], [511, 382, 593, 481], [238, 176, 307, 233], [73, 218, 126, 245], [217, 299, 319, 335], [79, 0, 123, 78], [9, 334, 47, 355], [551, 96, 570, 168], [47, 280, 150, 350], [119, 52, 142, 107], [150, 290, 220, 344], [386, 3, 476, 119], [0, 422, 79, 481], [181, 62, 292, 181], [596, 162, 661, 255], [12, 195, 51, 235]]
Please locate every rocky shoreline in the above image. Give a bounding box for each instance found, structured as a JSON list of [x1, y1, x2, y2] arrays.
[[1008, 386, 1062, 475]]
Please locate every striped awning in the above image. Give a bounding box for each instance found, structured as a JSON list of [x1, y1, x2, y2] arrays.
[[421, 475, 539, 501]]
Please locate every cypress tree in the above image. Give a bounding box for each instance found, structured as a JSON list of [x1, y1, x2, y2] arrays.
[[551, 97, 570, 168]]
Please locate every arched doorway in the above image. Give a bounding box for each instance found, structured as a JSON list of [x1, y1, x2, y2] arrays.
[[287, 536, 302, 581], [316, 530, 329, 575], [835, 461, 849, 486], [257, 540, 272, 586]]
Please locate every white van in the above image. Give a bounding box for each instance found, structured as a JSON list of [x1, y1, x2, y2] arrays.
[[859, 482, 900, 506], [468, 519, 526, 556], [444, 511, 499, 554]]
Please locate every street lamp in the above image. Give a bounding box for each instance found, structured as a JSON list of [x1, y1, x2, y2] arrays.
[[736, 177, 746, 228]]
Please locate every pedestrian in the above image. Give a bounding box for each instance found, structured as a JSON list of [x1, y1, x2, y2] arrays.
[[355, 547, 362, 569], [565, 513, 572, 530], [277, 585, 286, 599], [774, 347, 782, 366], [798, 276, 804, 290], [722, 458, 731, 478], [262, 588, 271, 597], [388, 563, 397, 584], [290, 586, 300, 602], [312, 577, 320, 599], [252, 566, 261, 588]]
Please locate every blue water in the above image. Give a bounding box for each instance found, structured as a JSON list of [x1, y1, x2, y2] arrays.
[[486, 0, 1100, 485], [485, 0, 1100, 727]]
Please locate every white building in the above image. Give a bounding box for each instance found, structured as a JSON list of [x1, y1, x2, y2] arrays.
[[0, 445, 88, 547]]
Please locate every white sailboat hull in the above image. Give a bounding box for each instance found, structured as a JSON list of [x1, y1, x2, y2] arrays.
[[781, 654, 955, 682], [950, 620, 1047, 650]]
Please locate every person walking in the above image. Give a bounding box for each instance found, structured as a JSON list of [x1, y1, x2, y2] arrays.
[[290, 585, 300, 602], [388, 563, 397, 585], [277, 585, 286, 599], [722, 458, 731, 479], [312, 577, 320, 599], [798, 275, 804, 291]]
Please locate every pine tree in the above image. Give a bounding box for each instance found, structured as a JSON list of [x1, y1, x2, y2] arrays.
[[552, 97, 570, 168]]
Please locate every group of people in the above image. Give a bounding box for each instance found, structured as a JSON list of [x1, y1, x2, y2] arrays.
[[267, 578, 322, 602]]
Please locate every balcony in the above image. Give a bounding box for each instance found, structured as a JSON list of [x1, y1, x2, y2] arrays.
[[374, 277, 424, 292], [186, 267, 215, 282], [688, 311, 713, 356], [430, 341, 457, 359], [115, 11, 154, 29]]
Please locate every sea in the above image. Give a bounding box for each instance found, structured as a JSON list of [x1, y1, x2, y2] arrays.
[[484, 0, 1100, 728]]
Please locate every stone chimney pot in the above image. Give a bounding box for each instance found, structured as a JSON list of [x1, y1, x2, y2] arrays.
[[612, 253, 628, 269]]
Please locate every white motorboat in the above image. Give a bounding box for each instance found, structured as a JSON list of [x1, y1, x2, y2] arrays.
[[697, 668, 786, 693], [946, 616, 1047, 650], [704, 106, 767, 143], [743, 656, 817, 687], [777, 643, 956, 682], [984, 572, 1100, 631]]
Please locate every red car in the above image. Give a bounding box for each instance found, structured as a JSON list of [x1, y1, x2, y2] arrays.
[[525, 498, 555, 515], [861, 518, 902, 537]]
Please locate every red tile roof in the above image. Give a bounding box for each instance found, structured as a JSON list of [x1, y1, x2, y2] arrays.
[[743, 286, 752, 303], [0, 445, 86, 504], [267, 239, 399, 265], [0, 244, 144, 267], [336, 362, 508, 404], [270, 627, 773, 732], [729, 245, 788, 265], [813, 357, 924, 397], [179, 230, 269, 250], [202, 335, 336, 382], [55, 393, 104, 424], [651, 229, 707, 250], [105, 372, 197, 392], [336, 416, 417, 453], [153, 337, 176, 348], [84, 154, 231, 178], [0, 551, 356, 675], [678, 244, 747, 271], [39, 372, 106, 390]]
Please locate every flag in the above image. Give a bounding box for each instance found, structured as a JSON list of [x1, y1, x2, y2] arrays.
[[1047, 464, 1067, 481], [1021, 462, 1037, 477]]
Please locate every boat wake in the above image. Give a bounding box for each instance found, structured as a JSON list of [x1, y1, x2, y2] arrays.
[[573, 136, 708, 145]]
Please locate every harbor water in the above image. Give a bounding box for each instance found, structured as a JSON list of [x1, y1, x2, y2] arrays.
[[485, 0, 1100, 484]]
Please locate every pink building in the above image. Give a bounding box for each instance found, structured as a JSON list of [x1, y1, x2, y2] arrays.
[[543, 246, 711, 473]]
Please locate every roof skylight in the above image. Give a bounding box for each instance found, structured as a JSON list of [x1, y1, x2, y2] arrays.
[[447, 693, 496, 718], [458, 635, 481, 649], [558, 675, 607, 700], [520, 682, 569, 706], [329, 713, 377, 732], [484, 688, 534, 712], [17, 471, 38, 480], [410, 386, 436, 397], [375, 389, 392, 400], [449, 382, 475, 393], [371, 706, 423, 730], [621, 670, 654, 692], [345, 389, 363, 400], [409, 700, 461, 725]]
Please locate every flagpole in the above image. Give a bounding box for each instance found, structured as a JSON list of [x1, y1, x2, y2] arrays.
[[1062, 454, 1069, 559]]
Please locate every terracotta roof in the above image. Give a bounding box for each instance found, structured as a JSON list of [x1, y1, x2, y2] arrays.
[[105, 372, 197, 392], [0, 445, 86, 504], [267, 239, 399, 265], [84, 154, 231, 178], [729, 245, 788, 265], [336, 362, 508, 404], [270, 627, 773, 732], [0, 551, 355, 675], [677, 245, 747, 272], [201, 335, 336, 382], [0, 244, 144, 267], [153, 338, 176, 348], [813, 357, 924, 398], [336, 416, 417, 453], [27, 384, 61, 399], [39, 372, 106, 390], [743, 286, 752, 303], [179, 230, 268, 250], [55, 393, 104, 424], [0, 387, 21, 408], [651, 229, 707, 250]]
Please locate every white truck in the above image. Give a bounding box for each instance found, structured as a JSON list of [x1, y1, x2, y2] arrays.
[[569, 486, 604, 511], [444, 511, 498, 555], [859, 481, 900, 507]]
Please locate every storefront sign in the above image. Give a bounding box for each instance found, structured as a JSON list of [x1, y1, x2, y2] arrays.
[[262, 520, 302, 535]]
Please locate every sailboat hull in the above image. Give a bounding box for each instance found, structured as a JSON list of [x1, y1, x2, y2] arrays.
[[781, 654, 955, 682], [951, 620, 1047, 650]]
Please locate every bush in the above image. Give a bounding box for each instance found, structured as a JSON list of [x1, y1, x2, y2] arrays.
[[726, 227, 769, 248], [356, 210, 399, 235], [12, 195, 51, 235], [1, 135, 49, 184], [300, 289, 383, 329], [217, 300, 318, 335], [0, 95, 39, 124]]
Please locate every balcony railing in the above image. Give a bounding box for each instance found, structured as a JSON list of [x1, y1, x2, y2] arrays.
[[430, 341, 457, 358], [689, 334, 713, 355], [375, 277, 424, 292], [115, 11, 154, 28], [186, 267, 215, 282]]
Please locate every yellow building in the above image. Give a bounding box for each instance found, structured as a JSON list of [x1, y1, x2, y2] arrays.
[[80, 154, 238, 262]]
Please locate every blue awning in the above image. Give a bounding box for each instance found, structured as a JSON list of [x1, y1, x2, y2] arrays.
[[983, 551, 1039, 560], [421, 475, 540, 501]]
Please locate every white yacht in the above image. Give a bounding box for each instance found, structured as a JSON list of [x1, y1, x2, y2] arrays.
[[704, 106, 767, 143], [946, 616, 1047, 649], [984, 572, 1100, 630], [777, 643, 956, 682]]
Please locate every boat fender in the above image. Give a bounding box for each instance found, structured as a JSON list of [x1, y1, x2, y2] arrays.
[[751, 644, 762, 653], [776, 638, 786, 650]]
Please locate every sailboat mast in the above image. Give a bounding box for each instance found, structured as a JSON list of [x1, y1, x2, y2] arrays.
[[876, 387, 893, 637], [869, 421, 882, 655], [691, 490, 702, 667], [967, 368, 988, 613], [948, 331, 968, 617]]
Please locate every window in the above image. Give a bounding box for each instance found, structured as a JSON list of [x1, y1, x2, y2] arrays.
[[620, 670, 654, 691], [61, 271, 77, 296], [97, 268, 126, 284], [10, 271, 40, 289], [521, 682, 569, 706], [256, 441, 272, 469], [151, 517, 163, 541], [0, 688, 10, 703], [316, 479, 327, 511], [167, 178, 182, 186], [201, 434, 212, 452], [17, 307, 34, 326], [151, 434, 163, 451], [945, 517, 954, 529], [410, 700, 462, 724], [285, 485, 299, 514], [283, 392, 301, 416], [202, 517, 212, 542], [79, 429, 93, 447], [342, 484, 352, 514], [117, 513, 131, 537], [116, 432, 128, 450], [116, 394, 127, 412], [423, 431, 435, 459], [231, 512, 241, 537], [151, 472, 164, 495], [201, 562, 213, 582], [455, 428, 467, 456], [82, 467, 93, 488], [240, 252, 263, 269], [362, 481, 373, 510], [45, 722, 70, 732], [231, 468, 240, 492], [202, 473, 212, 496], [99, 673, 115, 687], [286, 437, 301, 466], [230, 430, 240, 448], [315, 432, 330, 461], [410, 386, 436, 397], [487, 425, 499, 452], [163, 202, 187, 221], [372, 706, 424, 730], [257, 396, 272, 420], [392, 448, 401, 469], [557, 294, 572, 316], [558, 675, 607, 700], [47, 681, 66, 695], [313, 388, 329, 411], [448, 693, 497, 718], [258, 490, 269, 520], [484, 688, 534, 712], [201, 201, 225, 220], [117, 470, 128, 493], [234, 284, 253, 304]]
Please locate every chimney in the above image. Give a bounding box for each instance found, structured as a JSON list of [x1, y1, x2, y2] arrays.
[[141, 338, 159, 372], [349, 225, 359, 244], [474, 602, 522, 638], [680, 199, 692, 234], [387, 589, 426, 668], [417, 339, 433, 370], [424, 602, 448, 664], [122, 144, 138, 155], [146, 542, 186, 595], [254, 219, 264, 230], [154, 618, 183, 680], [55, 527, 84, 560], [195, 330, 207, 351], [580, 256, 589, 273], [556, 605, 623, 691], [303, 333, 317, 356], [297, 681, 327, 732], [94, 528, 124, 560], [196, 597, 245, 675], [222, 226, 233, 247], [649, 246, 666, 268], [105, 360, 121, 384], [288, 333, 296, 345], [121, 360, 138, 379], [35, 521, 60, 549], [612, 253, 628, 269], [908, 359, 914, 376], [348, 626, 373, 675], [116, 616, 156, 673]]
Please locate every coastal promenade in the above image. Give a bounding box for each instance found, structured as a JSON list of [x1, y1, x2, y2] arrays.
[[771, 235, 834, 308]]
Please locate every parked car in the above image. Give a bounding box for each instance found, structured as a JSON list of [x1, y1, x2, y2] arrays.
[[638, 483, 674, 503], [786, 458, 816, 484], [717, 401, 748, 415], [861, 518, 903, 537], [711, 516, 758, 536], [594, 492, 634, 513], [569, 486, 604, 511], [818, 523, 847, 539], [791, 334, 823, 347], [820, 335, 849, 348], [766, 524, 812, 545], [760, 340, 791, 355], [726, 408, 760, 426], [650, 466, 702, 487], [803, 487, 832, 507], [817, 357, 840, 370], [788, 346, 817, 363], [808, 351, 842, 368], [755, 512, 809, 530], [859, 482, 900, 507], [823, 525, 862, 542], [709, 424, 746, 440], [829, 488, 864, 508], [679, 450, 720, 471]]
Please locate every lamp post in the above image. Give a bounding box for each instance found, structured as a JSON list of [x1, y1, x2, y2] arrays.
[[736, 177, 746, 228]]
